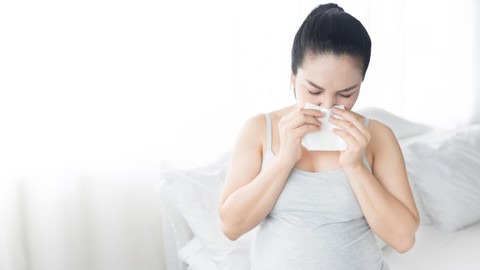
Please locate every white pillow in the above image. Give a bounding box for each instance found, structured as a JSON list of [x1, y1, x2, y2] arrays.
[[158, 180, 193, 270], [401, 124, 480, 231], [179, 237, 219, 270], [160, 152, 254, 270], [407, 169, 433, 226], [357, 107, 432, 139]]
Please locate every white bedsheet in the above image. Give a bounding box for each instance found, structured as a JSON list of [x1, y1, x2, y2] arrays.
[[383, 222, 480, 270]]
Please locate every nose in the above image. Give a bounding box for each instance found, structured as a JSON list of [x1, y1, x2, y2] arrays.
[[320, 96, 336, 109]]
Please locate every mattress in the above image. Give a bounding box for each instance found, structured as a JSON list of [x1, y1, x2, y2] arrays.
[[383, 222, 480, 270]]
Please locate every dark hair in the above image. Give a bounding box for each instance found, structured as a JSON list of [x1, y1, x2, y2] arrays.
[[291, 3, 371, 79]]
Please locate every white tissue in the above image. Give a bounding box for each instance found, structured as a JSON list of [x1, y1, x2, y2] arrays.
[[301, 103, 347, 151]]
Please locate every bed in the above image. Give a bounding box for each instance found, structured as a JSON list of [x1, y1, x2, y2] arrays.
[[157, 107, 480, 270]]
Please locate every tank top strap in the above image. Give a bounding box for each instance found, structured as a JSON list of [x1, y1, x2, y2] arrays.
[[262, 113, 275, 168], [265, 113, 272, 150], [364, 116, 371, 127], [362, 116, 372, 171]]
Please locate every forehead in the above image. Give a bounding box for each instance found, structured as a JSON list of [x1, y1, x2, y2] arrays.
[[298, 53, 363, 89]]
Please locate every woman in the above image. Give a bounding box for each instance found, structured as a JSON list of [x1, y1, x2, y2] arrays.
[[219, 3, 419, 269]]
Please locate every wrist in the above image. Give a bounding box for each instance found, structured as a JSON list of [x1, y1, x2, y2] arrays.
[[343, 163, 369, 176], [274, 151, 297, 169]]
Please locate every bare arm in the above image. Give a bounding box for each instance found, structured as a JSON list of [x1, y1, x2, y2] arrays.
[[219, 138, 294, 240], [331, 109, 419, 253], [219, 108, 322, 240]]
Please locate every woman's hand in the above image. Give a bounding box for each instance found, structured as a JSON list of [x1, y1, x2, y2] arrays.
[[277, 106, 323, 165], [329, 108, 371, 170]]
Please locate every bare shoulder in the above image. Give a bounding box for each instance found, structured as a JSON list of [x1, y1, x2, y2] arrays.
[[235, 113, 266, 150], [363, 116, 403, 170], [352, 110, 395, 142], [234, 105, 295, 155], [367, 118, 398, 149], [352, 111, 399, 161], [242, 113, 266, 132], [224, 114, 266, 189], [221, 108, 290, 203]]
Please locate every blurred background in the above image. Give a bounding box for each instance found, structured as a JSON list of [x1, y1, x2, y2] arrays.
[[0, 0, 479, 269]]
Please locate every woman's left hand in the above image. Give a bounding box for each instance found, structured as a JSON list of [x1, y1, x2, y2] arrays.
[[329, 107, 371, 170]]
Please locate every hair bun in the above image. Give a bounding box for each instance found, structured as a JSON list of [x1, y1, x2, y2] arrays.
[[307, 3, 344, 19]]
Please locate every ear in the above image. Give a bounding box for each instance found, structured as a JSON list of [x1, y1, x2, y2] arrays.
[[290, 73, 296, 87], [291, 74, 297, 99]]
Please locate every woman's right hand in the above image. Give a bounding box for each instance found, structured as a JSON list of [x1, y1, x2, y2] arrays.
[[277, 106, 323, 165]]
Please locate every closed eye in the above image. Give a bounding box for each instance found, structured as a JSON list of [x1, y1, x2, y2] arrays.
[[308, 89, 322, 95], [338, 89, 357, 98]]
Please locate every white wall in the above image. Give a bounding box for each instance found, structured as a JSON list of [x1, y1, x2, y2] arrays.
[[1, 0, 478, 171], [473, 0, 480, 124]]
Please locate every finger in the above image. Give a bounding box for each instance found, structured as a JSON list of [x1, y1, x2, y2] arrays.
[[303, 114, 323, 126], [332, 108, 369, 137], [329, 109, 369, 143], [329, 117, 368, 144], [294, 122, 321, 138], [288, 112, 322, 129], [301, 108, 325, 118], [332, 128, 362, 152]]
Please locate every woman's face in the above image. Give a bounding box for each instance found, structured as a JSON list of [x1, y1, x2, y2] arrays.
[[292, 53, 364, 110]]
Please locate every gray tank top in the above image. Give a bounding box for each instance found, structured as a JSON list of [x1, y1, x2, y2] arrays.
[[250, 113, 389, 270]]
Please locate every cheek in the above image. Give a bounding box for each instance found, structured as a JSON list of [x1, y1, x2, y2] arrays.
[[342, 96, 359, 110], [295, 90, 313, 107]]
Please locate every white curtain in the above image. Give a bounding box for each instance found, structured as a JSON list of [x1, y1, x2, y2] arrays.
[[0, 1, 478, 270]]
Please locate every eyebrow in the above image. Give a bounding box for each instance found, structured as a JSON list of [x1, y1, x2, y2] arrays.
[[306, 79, 359, 92]]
